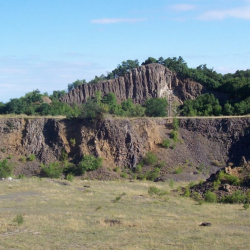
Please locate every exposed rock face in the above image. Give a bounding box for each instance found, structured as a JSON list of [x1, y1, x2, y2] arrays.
[[0, 117, 250, 175], [59, 64, 226, 107]]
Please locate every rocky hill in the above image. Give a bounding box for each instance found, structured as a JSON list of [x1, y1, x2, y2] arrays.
[[59, 64, 227, 111], [0, 117, 249, 179]]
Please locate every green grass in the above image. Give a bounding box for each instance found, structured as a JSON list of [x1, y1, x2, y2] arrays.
[[0, 178, 250, 249]]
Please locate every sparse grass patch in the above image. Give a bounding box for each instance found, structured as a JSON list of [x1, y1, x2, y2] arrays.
[[148, 186, 168, 196]]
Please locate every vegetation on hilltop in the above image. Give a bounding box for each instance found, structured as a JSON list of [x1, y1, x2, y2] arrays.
[[0, 56, 250, 117]]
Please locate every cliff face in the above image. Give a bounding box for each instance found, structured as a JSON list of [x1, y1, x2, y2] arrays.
[[0, 117, 250, 178], [59, 64, 225, 107]]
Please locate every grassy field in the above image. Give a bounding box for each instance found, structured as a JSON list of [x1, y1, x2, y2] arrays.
[[0, 178, 249, 250]]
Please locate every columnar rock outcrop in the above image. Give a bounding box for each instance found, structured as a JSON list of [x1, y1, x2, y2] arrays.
[[59, 64, 224, 108]]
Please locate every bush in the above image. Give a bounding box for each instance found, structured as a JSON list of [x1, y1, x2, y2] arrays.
[[170, 130, 179, 142], [217, 171, 241, 186], [19, 156, 27, 163], [0, 159, 13, 178], [18, 174, 25, 179], [204, 191, 217, 203], [59, 149, 68, 162], [70, 138, 76, 146], [120, 172, 127, 178], [41, 162, 64, 178], [13, 214, 24, 225], [162, 139, 171, 148], [27, 154, 35, 161], [243, 203, 249, 210], [78, 155, 102, 174], [145, 98, 168, 117], [113, 166, 120, 172], [144, 152, 158, 165], [135, 164, 142, 173], [221, 191, 249, 204], [146, 168, 160, 181], [172, 118, 179, 131], [66, 173, 74, 182], [183, 188, 190, 197], [174, 167, 183, 174]]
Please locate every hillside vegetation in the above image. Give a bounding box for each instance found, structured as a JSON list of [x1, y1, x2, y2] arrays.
[[0, 57, 249, 117]]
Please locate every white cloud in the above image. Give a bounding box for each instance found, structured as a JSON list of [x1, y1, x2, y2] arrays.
[[169, 4, 196, 12], [91, 18, 146, 24], [198, 5, 250, 20]]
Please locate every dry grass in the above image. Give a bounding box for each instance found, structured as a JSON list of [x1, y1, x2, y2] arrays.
[[0, 178, 250, 249]]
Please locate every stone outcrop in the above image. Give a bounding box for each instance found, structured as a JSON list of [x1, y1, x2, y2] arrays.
[[59, 64, 227, 108], [0, 117, 250, 175]]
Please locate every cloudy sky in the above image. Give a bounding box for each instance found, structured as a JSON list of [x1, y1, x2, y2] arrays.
[[0, 0, 249, 102]]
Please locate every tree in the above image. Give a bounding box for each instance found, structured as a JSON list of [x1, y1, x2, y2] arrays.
[[145, 98, 168, 117], [141, 57, 157, 65], [68, 79, 86, 92]]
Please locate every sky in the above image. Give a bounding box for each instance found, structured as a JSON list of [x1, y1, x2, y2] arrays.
[[0, 0, 250, 103]]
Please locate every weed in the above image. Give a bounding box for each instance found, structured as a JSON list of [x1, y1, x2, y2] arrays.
[[19, 156, 27, 163], [95, 206, 102, 211], [148, 186, 168, 196], [156, 161, 165, 169], [183, 188, 190, 197], [169, 179, 175, 189], [59, 149, 68, 162], [113, 167, 120, 172], [27, 154, 36, 161], [188, 181, 196, 188], [174, 167, 183, 174], [243, 204, 249, 210], [135, 164, 142, 173], [120, 172, 127, 178], [114, 193, 126, 203], [172, 117, 179, 131], [162, 139, 171, 149], [66, 173, 74, 182], [1, 148, 6, 153], [18, 174, 25, 179], [13, 214, 24, 225], [69, 138, 76, 146], [213, 179, 221, 190], [170, 130, 179, 142], [7, 155, 12, 159]]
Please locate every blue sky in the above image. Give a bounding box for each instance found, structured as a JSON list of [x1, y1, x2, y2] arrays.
[[0, 0, 249, 102]]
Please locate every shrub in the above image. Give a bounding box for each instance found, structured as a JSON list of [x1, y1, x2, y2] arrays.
[[1, 148, 6, 153], [78, 155, 102, 174], [204, 191, 217, 203], [217, 171, 241, 186], [169, 179, 175, 189], [18, 174, 25, 179], [27, 154, 35, 161], [120, 172, 127, 178], [7, 155, 12, 159], [13, 214, 24, 225], [144, 152, 157, 165], [146, 168, 160, 181], [156, 161, 165, 169], [221, 191, 249, 204], [0, 159, 13, 178], [183, 188, 190, 197], [162, 139, 171, 148], [66, 173, 74, 182], [170, 130, 179, 142], [113, 166, 120, 172], [41, 162, 64, 178], [174, 167, 183, 174], [243, 203, 249, 210], [59, 149, 68, 162], [172, 118, 179, 131], [19, 156, 27, 163], [69, 138, 76, 146], [213, 179, 221, 190], [135, 164, 142, 173]]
